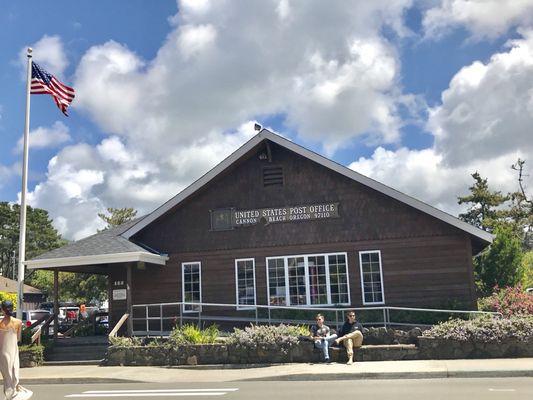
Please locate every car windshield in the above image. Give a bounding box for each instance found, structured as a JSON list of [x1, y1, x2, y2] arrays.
[[30, 312, 50, 321]]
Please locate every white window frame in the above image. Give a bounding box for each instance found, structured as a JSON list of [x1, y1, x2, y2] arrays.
[[265, 252, 350, 307], [358, 250, 385, 305], [181, 261, 202, 313], [235, 258, 257, 310]]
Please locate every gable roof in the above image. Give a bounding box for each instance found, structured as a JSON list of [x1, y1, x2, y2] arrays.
[[26, 218, 168, 269], [122, 129, 493, 245]]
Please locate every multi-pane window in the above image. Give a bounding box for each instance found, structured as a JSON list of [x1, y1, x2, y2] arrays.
[[182, 262, 201, 312], [267, 258, 287, 306], [266, 253, 350, 306], [235, 259, 256, 309], [359, 251, 385, 305], [328, 254, 350, 304], [308, 256, 328, 305], [288, 257, 307, 305]]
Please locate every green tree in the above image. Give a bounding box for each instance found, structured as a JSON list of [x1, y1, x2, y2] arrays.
[[98, 207, 137, 230], [521, 251, 533, 289], [508, 159, 533, 248], [29, 270, 107, 303], [458, 172, 509, 232], [0, 202, 65, 279], [475, 225, 523, 295]]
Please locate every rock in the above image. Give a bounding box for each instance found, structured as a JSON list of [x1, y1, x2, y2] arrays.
[[186, 355, 198, 365]]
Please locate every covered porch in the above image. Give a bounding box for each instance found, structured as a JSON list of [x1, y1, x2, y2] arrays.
[[24, 221, 168, 339]]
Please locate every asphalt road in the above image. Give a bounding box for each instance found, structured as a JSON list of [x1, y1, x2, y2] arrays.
[[26, 378, 533, 399]]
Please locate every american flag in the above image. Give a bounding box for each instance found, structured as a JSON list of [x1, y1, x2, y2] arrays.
[[31, 62, 75, 116]]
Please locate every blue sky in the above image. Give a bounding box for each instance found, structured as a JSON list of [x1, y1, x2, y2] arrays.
[[1, 0, 532, 240]]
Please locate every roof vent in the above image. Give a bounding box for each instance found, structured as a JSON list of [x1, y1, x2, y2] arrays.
[[263, 166, 284, 187]]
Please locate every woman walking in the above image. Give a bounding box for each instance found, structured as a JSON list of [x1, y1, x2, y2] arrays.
[[0, 300, 33, 400]]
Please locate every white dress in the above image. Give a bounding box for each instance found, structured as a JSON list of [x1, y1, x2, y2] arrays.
[[0, 318, 32, 400]]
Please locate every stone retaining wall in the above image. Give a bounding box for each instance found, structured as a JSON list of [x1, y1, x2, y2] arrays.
[[106, 336, 533, 366], [418, 337, 533, 359], [106, 342, 419, 366], [20, 346, 44, 368]]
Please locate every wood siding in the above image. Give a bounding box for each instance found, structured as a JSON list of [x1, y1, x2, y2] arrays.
[[134, 142, 462, 252], [108, 140, 480, 323], [127, 234, 474, 311]]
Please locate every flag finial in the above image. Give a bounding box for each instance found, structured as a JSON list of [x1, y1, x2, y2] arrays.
[[27, 47, 32, 57]]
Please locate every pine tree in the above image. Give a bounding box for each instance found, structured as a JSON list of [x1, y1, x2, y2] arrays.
[[458, 172, 508, 232], [97, 207, 138, 230]]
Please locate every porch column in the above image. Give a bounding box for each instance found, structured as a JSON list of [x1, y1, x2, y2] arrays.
[[53, 270, 59, 341], [126, 263, 133, 336]]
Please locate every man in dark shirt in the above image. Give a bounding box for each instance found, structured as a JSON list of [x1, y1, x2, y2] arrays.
[[334, 310, 363, 364]]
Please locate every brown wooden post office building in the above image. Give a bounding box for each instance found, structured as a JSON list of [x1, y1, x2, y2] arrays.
[[27, 129, 493, 333]]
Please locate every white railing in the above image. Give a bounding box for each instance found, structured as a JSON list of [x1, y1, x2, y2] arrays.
[[131, 301, 501, 337]]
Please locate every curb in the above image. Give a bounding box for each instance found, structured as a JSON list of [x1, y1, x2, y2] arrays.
[[238, 370, 533, 381], [17, 369, 533, 385], [20, 378, 140, 385]]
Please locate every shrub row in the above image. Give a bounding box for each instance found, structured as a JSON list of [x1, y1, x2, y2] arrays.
[[478, 285, 533, 317], [423, 315, 533, 343]]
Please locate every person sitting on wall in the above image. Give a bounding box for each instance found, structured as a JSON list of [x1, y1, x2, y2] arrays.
[[309, 313, 337, 363], [334, 310, 364, 365]]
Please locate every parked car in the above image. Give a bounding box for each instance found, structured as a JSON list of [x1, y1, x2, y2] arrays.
[[21, 309, 51, 328], [57, 306, 80, 333]]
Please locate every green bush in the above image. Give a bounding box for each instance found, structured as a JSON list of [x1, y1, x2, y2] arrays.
[[109, 336, 142, 347], [521, 251, 533, 289], [227, 324, 303, 353], [168, 324, 219, 345], [423, 315, 533, 342], [478, 285, 533, 317], [73, 323, 108, 337], [19, 344, 44, 365]]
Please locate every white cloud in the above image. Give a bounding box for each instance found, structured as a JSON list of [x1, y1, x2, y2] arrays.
[[177, 24, 217, 59], [75, 1, 413, 156], [27, 122, 257, 240], [19, 35, 68, 77], [29, 1, 430, 240], [349, 30, 533, 215], [349, 147, 531, 216], [15, 121, 71, 153], [0, 164, 12, 188], [429, 31, 533, 166], [0, 162, 21, 189], [423, 0, 533, 39]]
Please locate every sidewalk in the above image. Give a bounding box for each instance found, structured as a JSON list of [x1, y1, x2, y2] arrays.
[[12, 358, 533, 384]]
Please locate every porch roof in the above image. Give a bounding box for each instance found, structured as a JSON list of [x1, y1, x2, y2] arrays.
[[25, 219, 168, 272]]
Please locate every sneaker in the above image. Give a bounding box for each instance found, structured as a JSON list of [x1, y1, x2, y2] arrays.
[[325, 358, 332, 364], [347, 359, 354, 365], [12, 387, 33, 400]]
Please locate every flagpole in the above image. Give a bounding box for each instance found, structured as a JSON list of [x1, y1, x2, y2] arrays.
[[16, 48, 32, 319]]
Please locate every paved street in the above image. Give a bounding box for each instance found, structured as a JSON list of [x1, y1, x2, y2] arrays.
[[26, 378, 533, 399]]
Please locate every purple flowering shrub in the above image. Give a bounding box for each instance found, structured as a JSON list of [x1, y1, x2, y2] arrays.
[[478, 285, 533, 317], [423, 315, 533, 342], [227, 324, 305, 352]]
